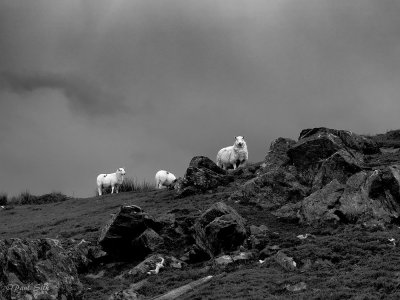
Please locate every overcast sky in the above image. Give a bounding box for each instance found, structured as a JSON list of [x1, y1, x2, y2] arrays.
[[1, 0, 400, 197]]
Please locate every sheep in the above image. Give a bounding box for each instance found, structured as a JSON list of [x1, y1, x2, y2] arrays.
[[216, 136, 248, 170], [155, 170, 177, 189], [97, 168, 126, 196]]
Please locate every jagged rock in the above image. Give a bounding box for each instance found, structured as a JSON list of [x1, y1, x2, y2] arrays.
[[109, 289, 140, 300], [175, 156, 233, 198], [258, 137, 296, 174], [288, 132, 345, 184], [121, 255, 165, 282], [311, 149, 364, 192], [194, 202, 247, 257], [275, 165, 400, 226], [299, 127, 379, 154], [231, 165, 309, 209], [180, 245, 210, 263], [98, 205, 157, 259], [131, 228, 164, 256], [299, 180, 346, 225], [0, 238, 84, 300]]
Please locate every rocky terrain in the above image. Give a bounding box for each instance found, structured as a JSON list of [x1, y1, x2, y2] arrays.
[[2, 127, 400, 299]]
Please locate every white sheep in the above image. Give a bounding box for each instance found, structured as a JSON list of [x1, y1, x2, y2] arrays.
[[96, 168, 126, 196], [155, 170, 177, 189], [216, 136, 248, 170]]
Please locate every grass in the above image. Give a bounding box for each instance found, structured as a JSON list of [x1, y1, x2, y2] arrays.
[[8, 191, 69, 206], [96, 177, 155, 196]]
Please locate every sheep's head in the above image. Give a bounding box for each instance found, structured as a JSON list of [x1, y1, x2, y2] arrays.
[[234, 136, 246, 148], [117, 168, 126, 175]]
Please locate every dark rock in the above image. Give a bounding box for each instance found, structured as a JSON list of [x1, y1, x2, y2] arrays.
[[189, 156, 227, 175], [175, 156, 234, 198], [275, 165, 400, 226], [249, 225, 268, 236], [299, 127, 379, 154], [288, 132, 345, 184], [231, 165, 309, 209], [311, 149, 364, 192], [0, 238, 83, 300], [194, 202, 247, 257], [299, 180, 346, 225], [98, 205, 157, 260], [258, 137, 296, 174], [122, 255, 165, 282], [131, 228, 164, 256], [180, 245, 210, 264]]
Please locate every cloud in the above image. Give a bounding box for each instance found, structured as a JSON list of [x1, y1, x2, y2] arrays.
[[0, 71, 133, 117]]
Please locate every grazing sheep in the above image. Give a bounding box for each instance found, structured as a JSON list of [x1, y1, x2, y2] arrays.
[[97, 168, 126, 196], [216, 136, 248, 170], [155, 170, 177, 189]]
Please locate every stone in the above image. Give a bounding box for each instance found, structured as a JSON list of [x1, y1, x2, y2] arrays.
[[194, 202, 247, 257]]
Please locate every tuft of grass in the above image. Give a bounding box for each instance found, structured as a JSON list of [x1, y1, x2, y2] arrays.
[[0, 193, 7, 206], [8, 191, 69, 205], [96, 177, 155, 196]]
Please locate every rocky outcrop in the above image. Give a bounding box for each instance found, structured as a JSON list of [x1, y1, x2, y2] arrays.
[[0, 238, 84, 300], [274, 165, 400, 226], [175, 156, 233, 198], [98, 205, 160, 260], [194, 202, 247, 257], [298, 127, 379, 154]]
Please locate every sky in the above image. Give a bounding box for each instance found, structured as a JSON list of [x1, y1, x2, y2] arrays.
[[1, 0, 400, 197]]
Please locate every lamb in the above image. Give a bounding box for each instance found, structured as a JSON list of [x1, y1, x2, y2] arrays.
[[96, 168, 126, 196], [216, 136, 248, 170], [155, 170, 177, 189]]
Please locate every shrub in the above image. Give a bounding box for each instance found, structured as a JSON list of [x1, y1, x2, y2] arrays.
[[0, 193, 7, 206]]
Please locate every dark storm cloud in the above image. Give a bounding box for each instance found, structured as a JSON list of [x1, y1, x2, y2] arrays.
[[0, 72, 132, 116]]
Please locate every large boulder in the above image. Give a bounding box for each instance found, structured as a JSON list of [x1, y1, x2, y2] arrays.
[[98, 205, 157, 260], [299, 127, 379, 154], [0, 238, 84, 300], [230, 165, 309, 209], [259, 137, 296, 173], [175, 156, 233, 197], [274, 165, 400, 226], [311, 149, 364, 192], [194, 202, 247, 258]]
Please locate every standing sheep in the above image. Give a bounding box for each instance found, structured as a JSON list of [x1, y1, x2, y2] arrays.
[[155, 170, 177, 189], [97, 168, 126, 196], [216, 136, 248, 170]]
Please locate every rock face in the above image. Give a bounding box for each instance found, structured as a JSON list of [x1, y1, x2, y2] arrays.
[[274, 165, 400, 225], [175, 156, 233, 198], [99, 205, 159, 260], [0, 238, 84, 300], [194, 202, 247, 257], [298, 127, 379, 155]]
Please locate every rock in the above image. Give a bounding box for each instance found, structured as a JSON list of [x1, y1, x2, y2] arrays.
[[214, 255, 233, 265], [299, 127, 379, 154], [194, 202, 247, 257], [299, 180, 346, 225], [231, 165, 309, 209], [258, 137, 296, 174], [122, 255, 165, 282], [249, 225, 268, 236], [131, 228, 164, 256], [175, 156, 233, 197], [274, 251, 297, 271], [98, 205, 156, 260], [285, 282, 307, 292], [0, 238, 83, 300], [180, 245, 211, 264], [275, 165, 400, 226], [311, 149, 364, 192]]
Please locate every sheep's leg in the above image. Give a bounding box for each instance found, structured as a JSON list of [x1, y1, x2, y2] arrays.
[[111, 186, 114, 194], [98, 186, 102, 196]]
